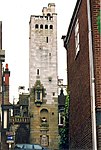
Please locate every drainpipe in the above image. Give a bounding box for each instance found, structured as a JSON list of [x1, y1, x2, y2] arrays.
[[87, 0, 97, 150]]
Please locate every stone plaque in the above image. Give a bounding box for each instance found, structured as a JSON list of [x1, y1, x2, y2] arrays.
[[41, 135, 48, 146]]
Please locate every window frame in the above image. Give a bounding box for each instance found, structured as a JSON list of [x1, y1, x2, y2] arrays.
[[40, 24, 43, 29], [75, 18, 80, 56], [58, 112, 64, 126], [46, 37, 48, 43], [45, 24, 48, 29], [50, 25, 53, 29]]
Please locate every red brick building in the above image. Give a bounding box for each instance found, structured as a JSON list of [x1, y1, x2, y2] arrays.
[[62, 0, 100, 149]]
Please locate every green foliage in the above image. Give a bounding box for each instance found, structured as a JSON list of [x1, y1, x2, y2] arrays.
[[64, 92, 69, 118], [59, 88, 69, 150], [59, 124, 69, 150], [97, 10, 101, 35]]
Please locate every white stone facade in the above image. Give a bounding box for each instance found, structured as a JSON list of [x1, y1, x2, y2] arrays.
[[29, 3, 58, 104]]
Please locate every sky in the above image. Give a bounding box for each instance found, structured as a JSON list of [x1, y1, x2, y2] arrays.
[[0, 0, 77, 102]]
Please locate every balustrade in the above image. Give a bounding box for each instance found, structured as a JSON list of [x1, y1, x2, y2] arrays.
[[10, 116, 30, 124]]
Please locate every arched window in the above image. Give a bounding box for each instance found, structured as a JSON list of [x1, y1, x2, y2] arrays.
[[47, 13, 51, 20], [37, 90, 40, 100], [47, 13, 51, 17], [40, 24, 43, 29], [45, 25, 48, 29], [50, 25, 53, 29], [35, 24, 39, 29]]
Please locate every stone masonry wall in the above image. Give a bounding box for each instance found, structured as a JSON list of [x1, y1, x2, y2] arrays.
[[29, 4, 58, 104]]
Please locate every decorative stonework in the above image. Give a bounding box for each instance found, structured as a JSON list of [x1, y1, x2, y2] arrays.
[[30, 80, 46, 106], [41, 135, 48, 147]]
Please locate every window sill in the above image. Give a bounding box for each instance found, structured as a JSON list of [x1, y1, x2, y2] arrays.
[[35, 100, 42, 107]]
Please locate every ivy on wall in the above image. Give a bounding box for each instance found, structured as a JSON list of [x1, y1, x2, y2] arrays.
[[97, 10, 101, 35], [59, 88, 70, 150]]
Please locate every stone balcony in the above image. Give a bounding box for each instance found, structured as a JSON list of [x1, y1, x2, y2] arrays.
[[9, 116, 30, 124]]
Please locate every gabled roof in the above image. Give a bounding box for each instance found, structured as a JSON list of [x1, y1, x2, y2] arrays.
[[62, 0, 82, 48]]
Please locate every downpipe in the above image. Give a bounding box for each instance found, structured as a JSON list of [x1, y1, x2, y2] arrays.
[[87, 0, 97, 150]]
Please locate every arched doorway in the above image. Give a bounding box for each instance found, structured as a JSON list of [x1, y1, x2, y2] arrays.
[[15, 124, 29, 144]]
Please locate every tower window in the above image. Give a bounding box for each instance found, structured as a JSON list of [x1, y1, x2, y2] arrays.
[[45, 25, 48, 29], [47, 13, 51, 20], [35, 24, 39, 29], [53, 92, 55, 96], [50, 25, 53, 29], [46, 37, 48, 43], [48, 77, 52, 82], [37, 69, 39, 75], [37, 90, 40, 100], [40, 24, 43, 29], [49, 53, 51, 57], [52, 112, 54, 115]]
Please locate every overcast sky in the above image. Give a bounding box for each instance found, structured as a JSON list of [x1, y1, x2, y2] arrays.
[[0, 0, 77, 102]]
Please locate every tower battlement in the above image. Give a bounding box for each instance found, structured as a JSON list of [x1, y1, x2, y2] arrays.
[[42, 3, 55, 15]]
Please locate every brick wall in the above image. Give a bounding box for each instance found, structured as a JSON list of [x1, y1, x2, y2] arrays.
[[91, 0, 101, 107], [66, 0, 92, 149], [90, 0, 101, 149], [63, 0, 101, 148]]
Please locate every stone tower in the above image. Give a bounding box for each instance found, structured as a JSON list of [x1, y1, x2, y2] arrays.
[[29, 3, 58, 149]]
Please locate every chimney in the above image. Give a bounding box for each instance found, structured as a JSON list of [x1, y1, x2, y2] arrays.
[[4, 64, 10, 86], [3, 64, 10, 104]]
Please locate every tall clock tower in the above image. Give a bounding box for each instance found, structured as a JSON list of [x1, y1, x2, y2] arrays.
[[29, 3, 58, 149]]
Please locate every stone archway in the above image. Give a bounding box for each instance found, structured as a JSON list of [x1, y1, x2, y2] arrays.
[[15, 124, 29, 144]]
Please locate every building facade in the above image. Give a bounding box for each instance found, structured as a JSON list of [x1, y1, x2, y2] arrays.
[[29, 3, 58, 149], [0, 21, 2, 150], [62, 0, 100, 149], [0, 21, 6, 150]]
